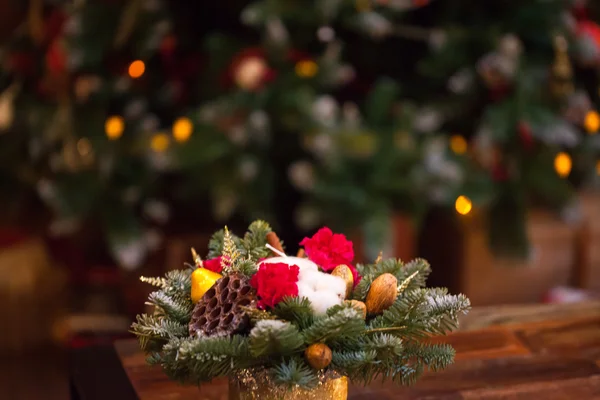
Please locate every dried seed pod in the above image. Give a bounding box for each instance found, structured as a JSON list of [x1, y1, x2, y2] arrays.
[[305, 343, 332, 370], [365, 273, 398, 315], [189, 273, 256, 337], [345, 300, 367, 319], [331, 265, 354, 299]]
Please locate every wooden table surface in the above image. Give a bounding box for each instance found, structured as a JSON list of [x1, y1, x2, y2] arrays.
[[109, 301, 600, 400]]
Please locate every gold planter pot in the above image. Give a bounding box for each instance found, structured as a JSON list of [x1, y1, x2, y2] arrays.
[[228, 369, 348, 400]]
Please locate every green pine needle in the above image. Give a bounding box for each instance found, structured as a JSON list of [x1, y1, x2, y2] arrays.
[[273, 297, 314, 330], [303, 305, 365, 344], [271, 358, 318, 389], [249, 320, 305, 357]]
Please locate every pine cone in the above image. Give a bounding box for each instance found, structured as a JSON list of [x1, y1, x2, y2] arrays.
[[189, 273, 256, 337]]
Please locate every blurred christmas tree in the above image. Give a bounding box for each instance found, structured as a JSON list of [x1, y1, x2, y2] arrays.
[[1, 0, 599, 270], [408, 0, 600, 257], [0, 0, 227, 269]]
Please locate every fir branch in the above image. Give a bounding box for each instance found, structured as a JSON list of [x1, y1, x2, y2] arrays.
[[391, 363, 424, 386], [332, 349, 378, 369], [146, 352, 162, 366], [400, 259, 432, 290], [364, 334, 404, 359], [368, 288, 470, 338], [162, 270, 193, 303], [303, 305, 365, 344], [368, 289, 428, 336], [271, 358, 318, 389], [172, 335, 256, 382], [331, 349, 379, 383], [353, 258, 431, 301], [148, 290, 193, 324], [234, 257, 258, 276], [419, 288, 471, 336], [222, 226, 241, 273], [401, 341, 455, 372], [130, 314, 188, 352], [242, 220, 275, 261], [207, 229, 226, 259], [249, 320, 305, 358], [273, 297, 314, 330]]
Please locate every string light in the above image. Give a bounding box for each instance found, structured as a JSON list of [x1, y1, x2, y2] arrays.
[[105, 116, 124, 140], [455, 195, 472, 216], [295, 60, 318, 78], [554, 152, 572, 178], [584, 110, 600, 134], [151, 133, 170, 153], [172, 117, 193, 143], [449, 135, 468, 155], [128, 60, 146, 79]]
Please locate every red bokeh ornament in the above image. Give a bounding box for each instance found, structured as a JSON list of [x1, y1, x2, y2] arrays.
[[46, 39, 67, 76], [517, 121, 535, 150]]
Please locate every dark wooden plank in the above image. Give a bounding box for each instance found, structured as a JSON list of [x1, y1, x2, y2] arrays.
[[517, 317, 600, 356], [348, 355, 600, 399], [458, 301, 600, 331], [459, 375, 600, 399], [1, 347, 68, 400], [427, 330, 530, 361], [70, 345, 139, 400]]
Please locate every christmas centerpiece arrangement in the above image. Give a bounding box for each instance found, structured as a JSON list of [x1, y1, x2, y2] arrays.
[[132, 220, 470, 399]]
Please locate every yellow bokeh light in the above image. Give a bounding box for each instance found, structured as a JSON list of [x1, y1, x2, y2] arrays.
[[295, 60, 318, 78], [455, 195, 473, 216], [151, 133, 170, 153], [584, 110, 600, 134], [105, 116, 124, 140], [554, 152, 572, 178], [450, 135, 468, 155], [128, 60, 146, 79], [172, 117, 193, 143]]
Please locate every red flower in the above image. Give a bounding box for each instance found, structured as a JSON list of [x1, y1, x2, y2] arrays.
[[203, 257, 223, 273], [250, 262, 299, 309], [300, 227, 354, 272]]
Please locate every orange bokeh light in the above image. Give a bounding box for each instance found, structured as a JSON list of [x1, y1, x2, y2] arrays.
[[128, 60, 146, 79]]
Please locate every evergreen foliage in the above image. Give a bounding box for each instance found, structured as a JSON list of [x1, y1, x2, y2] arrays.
[[131, 221, 470, 390], [249, 320, 305, 357], [353, 258, 431, 301], [242, 220, 276, 261], [272, 358, 319, 389], [272, 297, 314, 330], [302, 305, 365, 344]]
